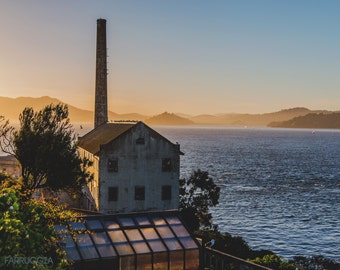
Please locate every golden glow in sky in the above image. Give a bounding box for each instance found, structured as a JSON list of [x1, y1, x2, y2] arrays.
[[1, 1, 340, 115]]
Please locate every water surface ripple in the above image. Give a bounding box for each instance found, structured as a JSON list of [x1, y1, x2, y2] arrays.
[[155, 126, 340, 261]]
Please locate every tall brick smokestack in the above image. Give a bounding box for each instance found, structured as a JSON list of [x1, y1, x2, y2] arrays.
[[94, 18, 108, 128]]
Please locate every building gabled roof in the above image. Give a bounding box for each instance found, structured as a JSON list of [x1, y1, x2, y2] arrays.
[[77, 121, 184, 155], [78, 122, 135, 154]]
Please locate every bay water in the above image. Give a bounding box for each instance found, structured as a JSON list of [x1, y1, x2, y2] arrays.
[[155, 126, 340, 261]]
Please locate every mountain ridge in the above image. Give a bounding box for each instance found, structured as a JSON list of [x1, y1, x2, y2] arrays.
[[268, 112, 340, 129], [0, 96, 148, 123], [0, 96, 338, 128]]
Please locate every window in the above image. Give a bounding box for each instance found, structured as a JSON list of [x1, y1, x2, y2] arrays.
[[108, 158, 118, 172], [108, 187, 118, 201], [136, 138, 145, 145], [162, 158, 172, 172], [135, 186, 145, 200], [162, 186, 172, 200]]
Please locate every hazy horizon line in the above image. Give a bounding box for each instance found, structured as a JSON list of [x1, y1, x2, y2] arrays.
[[1, 95, 338, 117]]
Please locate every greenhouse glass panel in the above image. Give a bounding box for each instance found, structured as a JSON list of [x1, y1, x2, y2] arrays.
[[156, 226, 174, 239], [170, 250, 184, 270], [54, 224, 67, 233], [78, 246, 99, 260], [76, 234, 99, 259], [171, 224, 190, 237], [153, 252, 168, 270], [76, 234, 93, 245], [131, 241, 150, 254], [86, 219, 103, 230], [125, 229, 143, 241], [65, 246, 80, 261], [179, 236, 198, 249], [115, 243, 134, 256], [120, 255, 135, 270], [118, 217, 135, 227], [61, 234, 76, 248], [185, 249, 200, 270], [96, 244, 116, 258], [108, 230, 127, 243], [140, 227, 159, 240], [148, 239, 167, 252], [164, 238, 182, 251], [103, 220, 120, 230], [135, 216, 151, 226], [165, 216, 181, 225], [152, 217, 166, 225], [91, 232, 110, 245], [70, 222, 86, 231], [92, 232, 117, 258], [136, 254, 152, 270]]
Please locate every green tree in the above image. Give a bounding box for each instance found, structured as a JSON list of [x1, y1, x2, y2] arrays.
[[179, 169, 220, 232], [249, 254, 296, 270], [291, 255, 340, 270], [0, 176, 78, 269], [0, 104, 92, 194]]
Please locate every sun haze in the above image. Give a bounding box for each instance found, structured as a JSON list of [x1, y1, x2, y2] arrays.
[[1, 1, 340, 115]]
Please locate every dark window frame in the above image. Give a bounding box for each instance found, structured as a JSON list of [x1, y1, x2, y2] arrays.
[[108, 187, 118, 202], [162, 158, 172, 172], [162, 185, 172, 200], [134, 186, 145, 200], [107, 158, 118, 172], [136, 137, 145, 145]]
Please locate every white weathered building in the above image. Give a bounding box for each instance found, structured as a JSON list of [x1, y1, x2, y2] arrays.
[[0, 155, 21, 179], [78, 121, 183, 213]]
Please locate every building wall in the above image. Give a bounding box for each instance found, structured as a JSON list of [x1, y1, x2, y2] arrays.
[[98, 124, 180, 213], [78, 148, 100, 211], [0, 155, 21, 179]]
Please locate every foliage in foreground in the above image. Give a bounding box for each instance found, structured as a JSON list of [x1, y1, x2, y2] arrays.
[[0, 177, 78, 269], [249, 254, 296, 270], [199, 228, 340, 270], [291, 255, 340, 270]]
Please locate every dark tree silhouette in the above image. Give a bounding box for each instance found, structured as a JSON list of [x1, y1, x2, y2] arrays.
[[179, 169, 220, 232], [0, 104, 92, 193]]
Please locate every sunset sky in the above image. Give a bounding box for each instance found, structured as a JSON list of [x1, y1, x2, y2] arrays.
[[1, 1, 340, 115]]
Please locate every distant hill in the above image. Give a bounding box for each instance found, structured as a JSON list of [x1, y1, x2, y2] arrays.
[[0, 96, 67, 120], [109, 112, 148, 122], [268, 113, 340, 129], [0, 96, 148, 123], [145, 112, 194, 126], [190, 107, 318, 126]]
